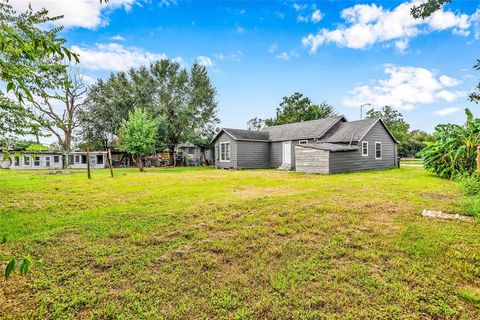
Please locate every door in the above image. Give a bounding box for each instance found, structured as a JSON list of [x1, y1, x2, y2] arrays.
[[282, 141, 291, 164]]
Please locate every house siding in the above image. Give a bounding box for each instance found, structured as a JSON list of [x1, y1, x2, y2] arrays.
[[328, 121, 396, 173], [9, 153, 63, 170], [214, 132, 238, 169], [295, 147, 329, 174], [270, 139, 316, 169], [236, 141, 270, 169]]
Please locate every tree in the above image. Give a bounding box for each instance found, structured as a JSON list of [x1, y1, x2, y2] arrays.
[[411, 0, 451, 19], [366, 106, 410, 154], [28, 69, 87, 162], [264, 93, 336, 126], [0, 1, 79, 140], [402, 130, 434, 157], [82, 60, 219, 165], [246, 117, 265, 131], [420, 109, 480, 179], [119, 108, 158, 172]]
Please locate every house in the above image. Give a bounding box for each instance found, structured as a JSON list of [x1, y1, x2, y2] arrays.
[[68, 151, 108, 169], [211, 116, 398, 173], [176, 143, 214, 166], [1, 151, 64, 170]]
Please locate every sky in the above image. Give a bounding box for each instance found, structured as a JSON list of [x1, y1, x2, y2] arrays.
[[12, 0, 480, 133]]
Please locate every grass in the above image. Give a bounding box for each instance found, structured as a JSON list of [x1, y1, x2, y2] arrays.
[[0, 166, 479, 319], [401, 157, 424, 165]]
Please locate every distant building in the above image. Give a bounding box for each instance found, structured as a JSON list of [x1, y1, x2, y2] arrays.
[[68, 151, 108, 169], [1, 151, 64, 170]]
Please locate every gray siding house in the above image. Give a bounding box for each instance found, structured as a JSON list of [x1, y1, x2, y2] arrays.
[[211, 116, 398, 174]]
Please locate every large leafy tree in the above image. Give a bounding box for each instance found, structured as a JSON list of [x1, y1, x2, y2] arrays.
[[420, 109, 480, 179], [119, 108, 158, 172], [82, 60, 218, 164], [264, 92, 336, 126], [402, 130, 434, 158], [366, 106, 410, 154]]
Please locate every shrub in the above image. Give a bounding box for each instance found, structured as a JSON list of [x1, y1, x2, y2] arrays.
[[457, 175, 480, 196], [460, 196, 480, 217]]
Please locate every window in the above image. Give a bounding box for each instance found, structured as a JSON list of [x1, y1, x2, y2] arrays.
[[24, 156, 30, 166], [220, 142, 230, 161], [14, 156, 20, 166], [34, 156, 40, 166], [53, 155, 60, 163], [96, 155, 104, 165], [69, 155, 74, 165], [81, 155, 87, 164], [45, 156, 50, 167], [362, 141, 368, 156], [375, 142, 382, 159], [299, 140, 308, 145], [75, 155, 80, 163], [188, 147, 195, 154]]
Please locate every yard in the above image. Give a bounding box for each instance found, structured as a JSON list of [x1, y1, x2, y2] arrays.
[[0, 167, 479, 319]]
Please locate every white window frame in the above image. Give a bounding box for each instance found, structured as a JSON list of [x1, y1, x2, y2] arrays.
[[24, 156, 30, 166], [375, 142, 382, 160], [362, 141, 368, 157], [299, 140, 308, 145], [34, 156, 40, 166], [14, 156, 20, 166], [220, 142, 230, 162]]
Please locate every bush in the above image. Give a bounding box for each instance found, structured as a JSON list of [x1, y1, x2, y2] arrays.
[[460, 196, 480, 217], [457, 175, 480, 196]]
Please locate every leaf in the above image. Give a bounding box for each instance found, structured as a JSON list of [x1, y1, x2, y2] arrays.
[[6, 82, 15, 92], [19, 257, 30, 275], [5, 258, 16, 280], [0, 235, 6, 244]]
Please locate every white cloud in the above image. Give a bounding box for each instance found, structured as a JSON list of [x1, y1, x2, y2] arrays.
[[269, 43, 278, 53], [71, 43, 167, 71], [236, 26, 245, 34], [196, 56, 214, 68], [433, 107, 461, 116], [342, 65, 465, 111], [110, 35, 125, 41], [293, 3, 307, 12], [302, 1, 473, 52], [311, 9, 323, 23], [275, 50, 299, 61], [214, 51, 243, 62], [10, 0, 142, 29], [297, 14, 309, 23]]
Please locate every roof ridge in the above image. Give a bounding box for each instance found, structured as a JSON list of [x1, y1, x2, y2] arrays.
[[262, 115, 344, 130]]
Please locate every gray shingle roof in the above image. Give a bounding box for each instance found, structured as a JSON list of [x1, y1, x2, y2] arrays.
[[297, 143, 359, 152], [261, 116, 345, 142], [321, 118, 380, 143], [223, 128, 270, 141]]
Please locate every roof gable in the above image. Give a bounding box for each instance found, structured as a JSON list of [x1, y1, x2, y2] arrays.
[[211, 128, 270, 142], [322, 118, 398, 144], [261, 116, 346, 142]]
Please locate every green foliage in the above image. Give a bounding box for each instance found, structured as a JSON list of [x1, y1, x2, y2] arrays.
[[457, 175, 480, 196], [4, 258, 15, 280], [420, 109, 480, 179], [411, 0, 451, 19], [366, 106, 410, 145], [81, 60, 218, 154], [246, 117, 265, 131], [264, 92, 336, 126], [26, 143, 49, 152], [402, 130, 434, 157], [4, 256, 31, 280], [469, 59, 480, 104], [119, 108, 158, 171]]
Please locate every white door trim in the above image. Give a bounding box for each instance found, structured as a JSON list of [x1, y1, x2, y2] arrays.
[[282, 141, 292, 164]]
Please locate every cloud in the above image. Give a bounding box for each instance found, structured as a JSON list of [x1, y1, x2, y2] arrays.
[[275, 50, 299, 61], [236, 26, 245, 34], [433, 107, 461, 116], [269, 43, 278, 53], [302, 1, 473, 52], [342, 65, 465, 111], [214, 51, 243, 63], [293, 3, 307, 12], [196, 56, 214, 68], [10, 0, 142, 29], [110, 35, 125, 41], [71, 43, 167, 71], [311, 9, 323, 23]]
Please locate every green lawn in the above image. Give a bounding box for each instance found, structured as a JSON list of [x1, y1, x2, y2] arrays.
[[1, 167, 479, 319]]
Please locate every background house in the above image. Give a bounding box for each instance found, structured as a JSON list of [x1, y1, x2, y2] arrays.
[[1, 151, 63, 170], [68, 151, 108, 169], [211, 116, 398, 173]]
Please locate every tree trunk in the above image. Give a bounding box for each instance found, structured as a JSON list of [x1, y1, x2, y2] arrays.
[[169, 149, 175, 166], [138, 155, 144, 172]]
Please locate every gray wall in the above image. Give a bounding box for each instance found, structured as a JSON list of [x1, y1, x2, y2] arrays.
[[295, 147, 329, 174], [271, 139, 316, 169], [214, 132, 238, 169], [9, 153, 63, 170], [328, 121, 397, 174], [236, 141, 270, 169]]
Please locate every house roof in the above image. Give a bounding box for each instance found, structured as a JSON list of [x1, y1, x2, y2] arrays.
[[322, 118, 398, 143], [261, 116, 345, 142], [211, 128, 270, 142], [297, 143, 358, 152]]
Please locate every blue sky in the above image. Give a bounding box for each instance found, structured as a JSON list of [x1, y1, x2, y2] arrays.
[[15, 0, 480, 133]]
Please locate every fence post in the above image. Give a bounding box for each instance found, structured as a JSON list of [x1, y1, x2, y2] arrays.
[[477, 145, 480, 174], [87, 147, 91, 179], [108, 148, 114, 178]]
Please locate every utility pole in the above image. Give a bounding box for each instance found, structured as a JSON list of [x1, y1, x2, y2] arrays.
[[108, 148, 114, 178], [360, 103, 372, 120]]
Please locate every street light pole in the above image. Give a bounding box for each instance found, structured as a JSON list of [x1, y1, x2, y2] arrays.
[[360, 103, 372, 120]]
